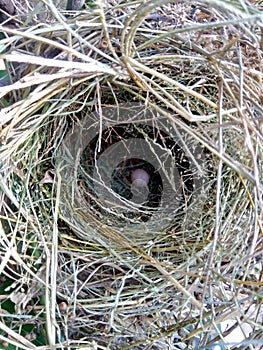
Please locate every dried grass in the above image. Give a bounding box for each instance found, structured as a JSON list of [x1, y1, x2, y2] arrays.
[[0, 0, 263, 349]]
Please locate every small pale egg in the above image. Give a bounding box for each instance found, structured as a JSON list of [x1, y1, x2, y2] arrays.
[[131, 169, 149, 188], [59, 301, 68, 312], [2, 341, 8, 348]]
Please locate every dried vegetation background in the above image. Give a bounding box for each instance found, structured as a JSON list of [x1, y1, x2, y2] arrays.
[[0, 0, 263, 349]]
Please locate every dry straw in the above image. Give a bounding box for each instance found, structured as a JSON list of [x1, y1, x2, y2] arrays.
[[0, 0, 263, 349]]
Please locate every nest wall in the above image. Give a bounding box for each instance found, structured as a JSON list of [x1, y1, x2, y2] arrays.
[[0, 0, 263, 349]]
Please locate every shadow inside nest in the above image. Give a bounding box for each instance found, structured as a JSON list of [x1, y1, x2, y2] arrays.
[[79, 122, 194, 224]]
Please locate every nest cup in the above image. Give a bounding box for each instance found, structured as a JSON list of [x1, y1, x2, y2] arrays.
[[0, 0, 263, 349], [56, 103, 207, 249]]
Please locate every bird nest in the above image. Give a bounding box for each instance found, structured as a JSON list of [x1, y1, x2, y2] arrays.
[[0, 0, 263, 349]]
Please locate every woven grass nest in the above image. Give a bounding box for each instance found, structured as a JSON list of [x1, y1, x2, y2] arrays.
[[0, 0, 263, 349]]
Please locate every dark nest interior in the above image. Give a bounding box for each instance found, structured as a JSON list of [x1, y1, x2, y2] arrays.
[[0, 0, 263, 349]]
